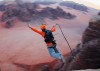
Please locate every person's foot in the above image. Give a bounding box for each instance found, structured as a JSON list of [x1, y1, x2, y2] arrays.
[[60, 57, 66, 63]]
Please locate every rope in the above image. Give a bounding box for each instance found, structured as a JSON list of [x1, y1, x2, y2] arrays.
[[56, 24, 72, 53]]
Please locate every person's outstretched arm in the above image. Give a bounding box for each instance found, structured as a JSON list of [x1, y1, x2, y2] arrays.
[[28, 24, 42, 35], [51, 25, 56, 32]]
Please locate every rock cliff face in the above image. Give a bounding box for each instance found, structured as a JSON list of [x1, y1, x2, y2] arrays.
[[82, 14, 100, 44], [53, 12, 100, 71]]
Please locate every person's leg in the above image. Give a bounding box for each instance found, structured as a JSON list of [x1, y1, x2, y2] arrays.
[[47, 47, 61, 59], [53, 47, 65, 63], [47, 47, 65, 63], [53, 46, 59, 53]]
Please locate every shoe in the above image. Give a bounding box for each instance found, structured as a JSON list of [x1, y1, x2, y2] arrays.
[[60, 57, 65, 63]]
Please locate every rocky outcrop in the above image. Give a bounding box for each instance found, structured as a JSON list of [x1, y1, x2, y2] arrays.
[[34, 1, 56, 5], [54, 13, 100, 71], [1, 3, 75, 22], [82, 14, 100, 44], [35, 0, 62, 3], [98, 12, 100, 15], [38, 7, 75, 20], [60, 1, 88, 12], [0, 2, 76, 28]]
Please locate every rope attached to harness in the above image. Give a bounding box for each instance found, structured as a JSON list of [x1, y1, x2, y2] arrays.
[[56, 24, 72, 53]]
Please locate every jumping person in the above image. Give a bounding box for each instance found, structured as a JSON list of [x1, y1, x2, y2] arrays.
[[28, 24, 65, 63]]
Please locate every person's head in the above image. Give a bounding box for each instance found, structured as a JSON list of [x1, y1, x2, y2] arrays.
[[40, 24, 46, 31]]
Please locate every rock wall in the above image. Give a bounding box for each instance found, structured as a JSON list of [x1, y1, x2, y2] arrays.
[[54, 12, 100, 71]]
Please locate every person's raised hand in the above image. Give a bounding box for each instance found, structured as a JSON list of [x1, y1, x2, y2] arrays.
[[28, 24, 31, 28]]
